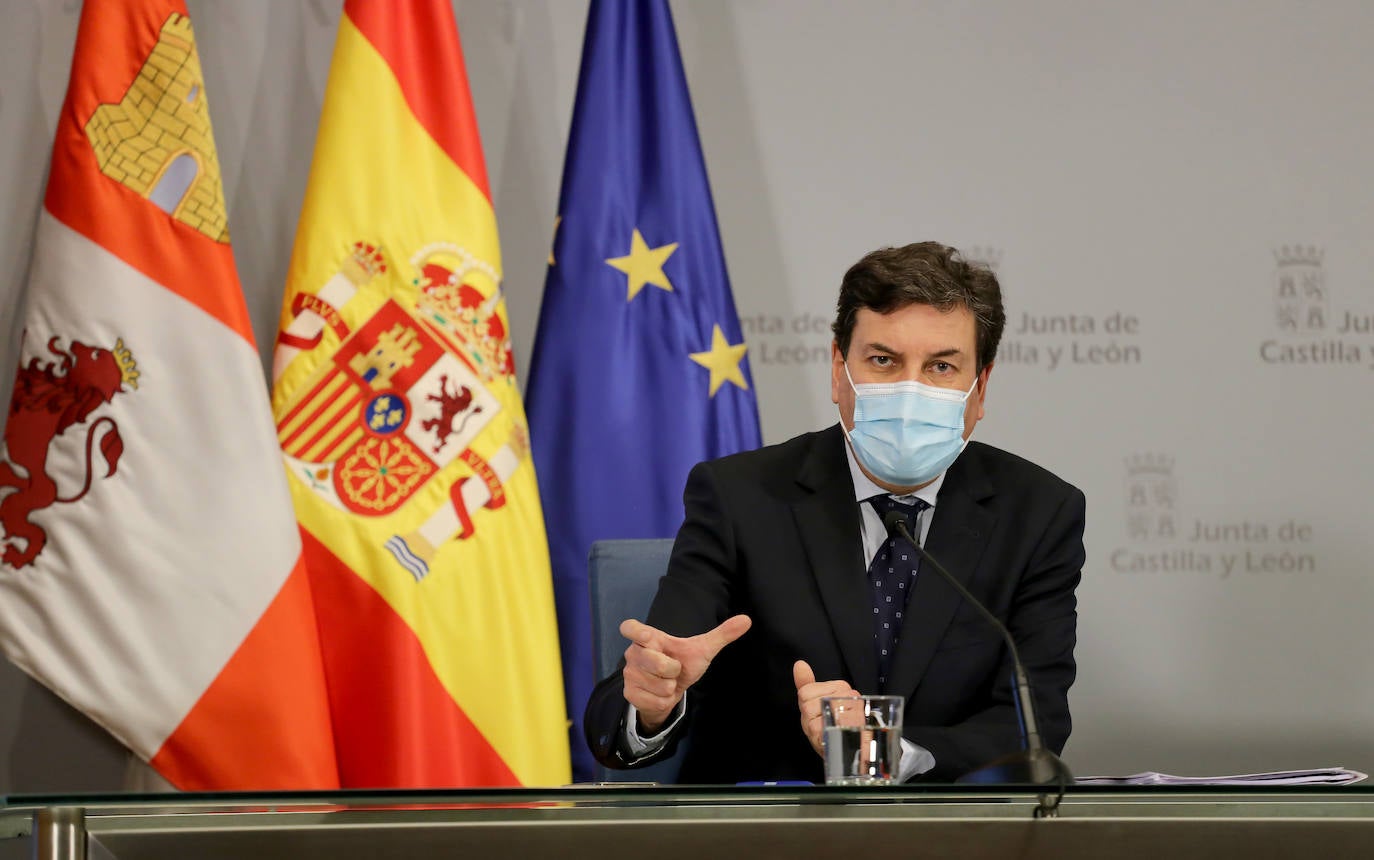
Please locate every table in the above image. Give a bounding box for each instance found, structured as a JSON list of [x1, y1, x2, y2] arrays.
[[5, 785, 1374, 859]]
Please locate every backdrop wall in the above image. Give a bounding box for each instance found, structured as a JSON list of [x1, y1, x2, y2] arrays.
[[2, 0, 1371, 791]]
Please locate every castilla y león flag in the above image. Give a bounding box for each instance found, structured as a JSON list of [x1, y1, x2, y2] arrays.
[[0, 0, 338, 789], [271, 0, 569, 786]]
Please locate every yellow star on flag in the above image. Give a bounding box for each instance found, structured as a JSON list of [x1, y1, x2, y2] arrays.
[[606, 228, 678, 300], [690, 324, 750, 397]]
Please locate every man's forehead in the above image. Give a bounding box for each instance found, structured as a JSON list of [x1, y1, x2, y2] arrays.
[[862, 340, 968, 357], [853, 305, 976, 352]]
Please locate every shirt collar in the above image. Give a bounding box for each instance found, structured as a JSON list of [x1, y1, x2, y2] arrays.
[[842, 434, 946, 508]]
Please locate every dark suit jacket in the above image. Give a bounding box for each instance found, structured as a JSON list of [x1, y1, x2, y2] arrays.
[[585, 425, 1085, 783]]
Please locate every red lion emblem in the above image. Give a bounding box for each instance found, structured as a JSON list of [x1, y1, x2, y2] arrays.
[[0, 336, 136, 568], [421, 373, 481, 454]]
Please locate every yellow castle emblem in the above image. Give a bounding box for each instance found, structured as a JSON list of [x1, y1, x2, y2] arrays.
[[84, 13, 229, 242]]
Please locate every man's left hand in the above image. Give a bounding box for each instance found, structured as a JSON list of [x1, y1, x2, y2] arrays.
[[792, 660, 860, 757]]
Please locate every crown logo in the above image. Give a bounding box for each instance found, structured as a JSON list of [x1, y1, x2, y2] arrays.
[[1125, 453, 1174, 476], [113, 338, 140, 390], [410, 243, 512, 383], [410, 242, 500, 301], [341, 241, 388, 287], [1273, 245, 1323, 267]]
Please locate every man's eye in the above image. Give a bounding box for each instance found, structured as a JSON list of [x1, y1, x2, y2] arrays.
[[932, 361, 952, 373], [871, 355, 893, 367]]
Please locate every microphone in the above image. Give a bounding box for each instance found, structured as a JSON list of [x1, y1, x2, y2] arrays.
[[882, 509, 1071, 798]]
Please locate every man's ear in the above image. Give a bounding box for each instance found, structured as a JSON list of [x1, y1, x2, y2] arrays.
[[975, 362, 993, 420]]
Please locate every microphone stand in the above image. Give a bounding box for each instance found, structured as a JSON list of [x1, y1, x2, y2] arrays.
[[884, 513, 1071, 817]]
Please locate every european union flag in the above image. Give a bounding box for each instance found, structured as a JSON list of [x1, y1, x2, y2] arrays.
[[525, 0, 762, 780]]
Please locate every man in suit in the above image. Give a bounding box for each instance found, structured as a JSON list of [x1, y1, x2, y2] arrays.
[[584, 243, 1085, 783]]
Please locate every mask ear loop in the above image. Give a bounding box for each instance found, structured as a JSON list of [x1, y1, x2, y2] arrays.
[[837, 361, 858, 443], [966, 368, 983, 399]]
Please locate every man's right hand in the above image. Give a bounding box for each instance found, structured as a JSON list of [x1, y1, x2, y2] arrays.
[[620, 614, 752, 733]]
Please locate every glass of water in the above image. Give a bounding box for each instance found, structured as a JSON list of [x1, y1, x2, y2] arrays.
[[820, 695, 904, 785]]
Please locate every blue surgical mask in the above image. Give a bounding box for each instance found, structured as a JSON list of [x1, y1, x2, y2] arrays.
[[839, 363, 977, 487]]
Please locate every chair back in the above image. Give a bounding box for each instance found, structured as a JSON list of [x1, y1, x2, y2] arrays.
[[588, 538, 685, 783]]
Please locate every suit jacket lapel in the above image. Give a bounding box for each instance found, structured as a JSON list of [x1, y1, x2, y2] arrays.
[[884, 444, 997, 698], [791, 426, 877, 693]]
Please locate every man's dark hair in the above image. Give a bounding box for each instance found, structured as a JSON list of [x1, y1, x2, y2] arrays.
[[831, 243, 1005, 371]]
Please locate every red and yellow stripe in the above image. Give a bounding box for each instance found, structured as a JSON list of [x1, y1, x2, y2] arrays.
[[278, 367, 365, 462], [275, 0, 569, 787]]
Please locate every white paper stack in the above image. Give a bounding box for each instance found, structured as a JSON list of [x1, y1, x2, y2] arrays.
[[1076, 767, 1368, 787]]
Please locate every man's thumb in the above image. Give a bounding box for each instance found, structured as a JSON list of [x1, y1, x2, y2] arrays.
[[699, 614, 752, 657], [793, 660, 816, 691]]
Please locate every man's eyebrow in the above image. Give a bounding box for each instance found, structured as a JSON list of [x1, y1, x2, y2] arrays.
[[861, 343, 969, 359], [857, 339, 967, 357]]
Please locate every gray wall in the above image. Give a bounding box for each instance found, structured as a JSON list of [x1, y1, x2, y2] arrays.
[[3, 0, 1373, 792]]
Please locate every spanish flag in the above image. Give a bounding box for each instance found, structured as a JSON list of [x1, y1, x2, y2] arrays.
[[272, 0, 569, 786], [0, 0, 338, 789]]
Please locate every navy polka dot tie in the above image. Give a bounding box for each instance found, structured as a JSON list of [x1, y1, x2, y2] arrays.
[[867, 496, 929, 691]]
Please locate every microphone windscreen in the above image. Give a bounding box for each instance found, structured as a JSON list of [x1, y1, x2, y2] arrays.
[[881, 509, 905, 537]]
